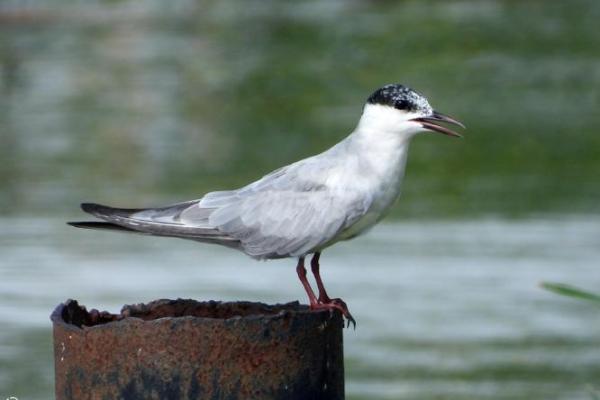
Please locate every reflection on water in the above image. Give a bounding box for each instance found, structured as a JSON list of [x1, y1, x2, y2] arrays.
[[1, 216, 599, 399], [1, 1, 600, 217]]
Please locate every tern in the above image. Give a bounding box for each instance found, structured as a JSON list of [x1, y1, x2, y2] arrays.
[[69, 83, 464, 328]]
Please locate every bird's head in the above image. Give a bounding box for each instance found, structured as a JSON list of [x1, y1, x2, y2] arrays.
[[361, 83, 464, 139]]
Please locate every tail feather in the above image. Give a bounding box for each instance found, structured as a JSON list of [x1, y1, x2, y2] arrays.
[[68, 221, 142, 233], [73, 202, 240, 248], [81, 202, 143, 219]]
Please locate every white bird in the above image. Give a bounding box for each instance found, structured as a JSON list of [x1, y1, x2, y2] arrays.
[[69, 83, 464, 327]]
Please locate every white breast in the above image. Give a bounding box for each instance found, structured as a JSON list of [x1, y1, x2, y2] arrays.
[[336, 130, 411, 241], [319, 102, 420, 246]]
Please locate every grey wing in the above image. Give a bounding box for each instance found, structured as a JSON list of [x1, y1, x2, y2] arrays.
[[203, 189, 369, 258], [75, 200, 241, 248], [76, 153, 369, 258], [188, 158, 370, 258]]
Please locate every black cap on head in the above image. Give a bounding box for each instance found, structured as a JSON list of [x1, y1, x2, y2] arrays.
[[367, 84, 432, 114]]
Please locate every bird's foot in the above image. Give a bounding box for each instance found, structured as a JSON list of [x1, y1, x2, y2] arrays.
[[328, 298, 356, 329], [310, 298, 356, 329]]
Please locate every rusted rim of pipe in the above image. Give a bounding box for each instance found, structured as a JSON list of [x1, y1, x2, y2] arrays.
[[51, 298, 327, 332]]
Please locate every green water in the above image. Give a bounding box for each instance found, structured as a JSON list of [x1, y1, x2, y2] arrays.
[[1, 217, 600, 399], [1, 1, 600, 399], [1, 0, 599, 217]]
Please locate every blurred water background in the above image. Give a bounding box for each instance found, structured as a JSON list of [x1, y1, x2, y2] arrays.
[[1, 1, 599, 399]]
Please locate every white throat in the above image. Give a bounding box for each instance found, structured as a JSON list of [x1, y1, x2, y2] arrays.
[[355, 103, 424, 141], [327, 104, 422, 240], [342, 103, 422, 193]]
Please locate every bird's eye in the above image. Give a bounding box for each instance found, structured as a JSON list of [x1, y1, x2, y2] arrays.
[[394, 100, 415, 112]]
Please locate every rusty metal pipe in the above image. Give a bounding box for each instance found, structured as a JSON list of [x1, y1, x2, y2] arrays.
[[51, 298, 344, 399]]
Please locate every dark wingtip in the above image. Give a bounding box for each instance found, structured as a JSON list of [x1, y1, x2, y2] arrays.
[[80, 203, 100, 214], [80, 202, 119, 218], [68, 221, 102, 229], [80, 202, 143, 217], [67, 221, 136, 232]]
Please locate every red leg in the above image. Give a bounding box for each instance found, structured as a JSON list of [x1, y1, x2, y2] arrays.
[[310, 252, 331, 303], [296, 257, 318, 307], [309, 252, 356, 329]]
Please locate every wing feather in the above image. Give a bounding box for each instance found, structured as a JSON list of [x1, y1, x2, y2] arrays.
[[208, 189, 368, 258], [77, 144, 370, 258]]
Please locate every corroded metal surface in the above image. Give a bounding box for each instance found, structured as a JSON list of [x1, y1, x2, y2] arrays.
[[51, 298, 344, 400]]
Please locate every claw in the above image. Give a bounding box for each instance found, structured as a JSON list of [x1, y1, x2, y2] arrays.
[[328, 298, 355, 329], [304, 253, 356, 329], [343, 311, 356, 329], [346, 314, 356, 330], [310, 298, 356, 329]]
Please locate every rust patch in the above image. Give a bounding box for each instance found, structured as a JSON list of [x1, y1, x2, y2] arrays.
[[51, 298, 344, 400]]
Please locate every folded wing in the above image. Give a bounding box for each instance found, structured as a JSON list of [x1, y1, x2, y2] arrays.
[[74, 156, 370, 258]]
